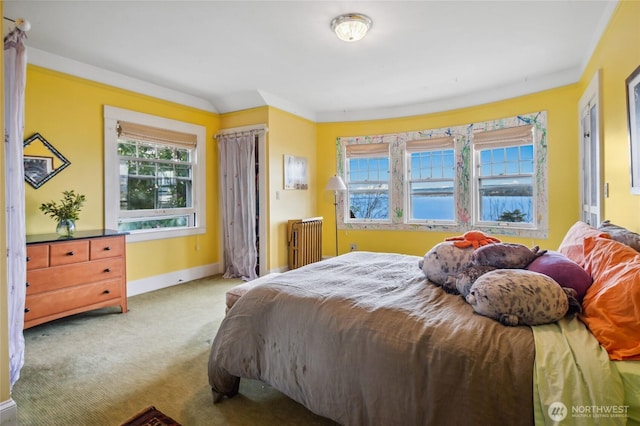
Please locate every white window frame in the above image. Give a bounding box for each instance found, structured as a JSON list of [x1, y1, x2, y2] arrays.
[[344, 143, 391, 223], [104, 105, 206, 242], [578, 71, 603, 226], [405, 136, 457, 226], [472, 125, 536, 230], [336, 112, 548, 238]]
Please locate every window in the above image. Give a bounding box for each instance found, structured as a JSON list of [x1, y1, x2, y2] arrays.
[[473, 125, 535, 226], [104, 106, 206, 242], [336, 111, 548, 238], [406, 137, 455, 222], [345, 143, 390, 221]]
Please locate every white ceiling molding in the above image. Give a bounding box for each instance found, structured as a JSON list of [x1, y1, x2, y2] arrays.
[[28, 48, 217, 113]]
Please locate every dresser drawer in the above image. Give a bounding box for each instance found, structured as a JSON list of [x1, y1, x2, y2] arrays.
[[90, 236, 125, 260], [27, 258, 124, 295], [26, 244, 49, 270], [24, 279, 123, 323], [50, 240, 90, 266], [24, 232, 128, 329]]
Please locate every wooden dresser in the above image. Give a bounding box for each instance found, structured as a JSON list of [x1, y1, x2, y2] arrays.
[[25, 230, 128, 329]]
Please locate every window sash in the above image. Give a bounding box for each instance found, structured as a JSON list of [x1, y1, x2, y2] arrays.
[[407, 146, 456, 222], [474, 138, 535, 226], [335, 111, 547, 237], [117, 138, 195, 218], [346, 150, 390, 221]]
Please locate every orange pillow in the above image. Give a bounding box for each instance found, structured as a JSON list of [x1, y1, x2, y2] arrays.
[[557, 221, 608, 267], [580, 236, 640, 361]]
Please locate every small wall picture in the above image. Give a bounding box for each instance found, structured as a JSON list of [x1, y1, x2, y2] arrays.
[[284, 155, 308, 190], [24, 155, 53, 186], [627, 64, 640, 194]]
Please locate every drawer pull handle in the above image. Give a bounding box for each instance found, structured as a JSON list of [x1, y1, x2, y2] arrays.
[[67, 251, 75, 256], [104, 246, 111, 251], [103, 289, 111, 295], [25, 282, 30, 287], [26, 256, 31, 262], [24, 307, 30, 313], [104, 268, 111, 273]]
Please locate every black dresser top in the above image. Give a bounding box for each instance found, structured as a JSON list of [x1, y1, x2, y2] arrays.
[[26, 229, 127, 245]]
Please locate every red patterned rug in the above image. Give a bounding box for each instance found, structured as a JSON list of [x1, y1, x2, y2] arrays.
[[119, 405, 182, 426]]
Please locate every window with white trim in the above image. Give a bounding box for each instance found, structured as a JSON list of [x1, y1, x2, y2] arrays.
[[104, 106, 206, 242], [336, 112, 548, 238], [345, 143, 390, 221], [406, 137, 456, 223], [473, 125, 535, 227]]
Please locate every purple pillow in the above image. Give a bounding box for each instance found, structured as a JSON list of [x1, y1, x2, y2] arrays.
[[525, 250, 592, 302]]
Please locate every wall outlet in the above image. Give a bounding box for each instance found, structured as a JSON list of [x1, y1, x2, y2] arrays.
[[350, 243, 357, 251]]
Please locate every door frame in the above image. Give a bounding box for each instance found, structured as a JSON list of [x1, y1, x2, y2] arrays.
[[216, 124, 268, 276], [578, 70, 603, 226]]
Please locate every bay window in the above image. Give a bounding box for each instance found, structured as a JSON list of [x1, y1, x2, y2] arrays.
[[336, 112, 547, 238]]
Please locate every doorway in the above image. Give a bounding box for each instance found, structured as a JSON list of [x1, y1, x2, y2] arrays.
[[217, 125, 268, 277], [578, 71, 603, 226]]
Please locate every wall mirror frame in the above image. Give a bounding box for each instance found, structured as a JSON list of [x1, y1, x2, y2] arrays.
[[23, 132, 71, 189]]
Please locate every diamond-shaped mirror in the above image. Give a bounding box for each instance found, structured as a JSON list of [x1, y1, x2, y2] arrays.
[[23, 133, 71, 189]]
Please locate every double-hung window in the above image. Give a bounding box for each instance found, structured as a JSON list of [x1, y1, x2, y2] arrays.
[[473, 125, 535, 226], [345, 143, 390, 221], [406, 137, 455, 223], [104, 106, 206, 242], [336, 111, 546, 237]]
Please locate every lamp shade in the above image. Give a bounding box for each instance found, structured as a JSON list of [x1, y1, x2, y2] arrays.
[[330, 13, 372, 42], [325, 175, 347, 191]]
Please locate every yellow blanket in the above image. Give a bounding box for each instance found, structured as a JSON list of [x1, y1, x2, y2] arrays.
[[533, 317, 632, 426]]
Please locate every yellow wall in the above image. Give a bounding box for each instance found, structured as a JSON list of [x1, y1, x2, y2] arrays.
[[580, 0, 640, 232], [23, 66, 221, 282], [265, 108, 317, 269], [220, 107, 269, 129], [317, 85, 582, 257]]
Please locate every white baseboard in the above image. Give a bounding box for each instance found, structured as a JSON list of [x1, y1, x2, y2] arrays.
[[0, 399, 17, 426], [126, 262, 221, 297]]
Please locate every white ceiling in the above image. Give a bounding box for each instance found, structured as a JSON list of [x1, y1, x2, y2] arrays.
[[3, 0, 617, 122]]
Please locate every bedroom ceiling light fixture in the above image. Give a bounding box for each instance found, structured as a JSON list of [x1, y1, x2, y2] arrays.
[[325, 175, 347, 256], [330, 13, 372, 42]]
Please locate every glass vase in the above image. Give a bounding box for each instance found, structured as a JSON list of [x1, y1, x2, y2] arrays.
[[56, 219, 76, 237]]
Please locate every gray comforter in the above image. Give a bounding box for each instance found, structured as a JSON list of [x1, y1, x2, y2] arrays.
[[208, 251, 534, 425]]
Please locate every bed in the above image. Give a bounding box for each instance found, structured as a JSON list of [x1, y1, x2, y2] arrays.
[[208, 223, 640, 426]]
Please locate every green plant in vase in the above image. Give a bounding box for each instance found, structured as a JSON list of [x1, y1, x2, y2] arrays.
[[40, 190, 86, 237]]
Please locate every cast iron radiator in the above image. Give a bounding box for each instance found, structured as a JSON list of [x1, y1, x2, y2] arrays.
[[287, 217, 323, 270]]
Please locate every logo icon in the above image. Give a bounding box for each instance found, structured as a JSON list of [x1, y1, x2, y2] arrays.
[[548, 402, 567, 421]]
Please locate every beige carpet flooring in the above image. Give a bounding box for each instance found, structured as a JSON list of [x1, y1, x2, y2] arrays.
[[12, 275, 338, 426]]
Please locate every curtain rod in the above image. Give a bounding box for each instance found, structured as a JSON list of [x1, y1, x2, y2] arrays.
[[215, 124, 268, 140], [3, 16, 31, 31]]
